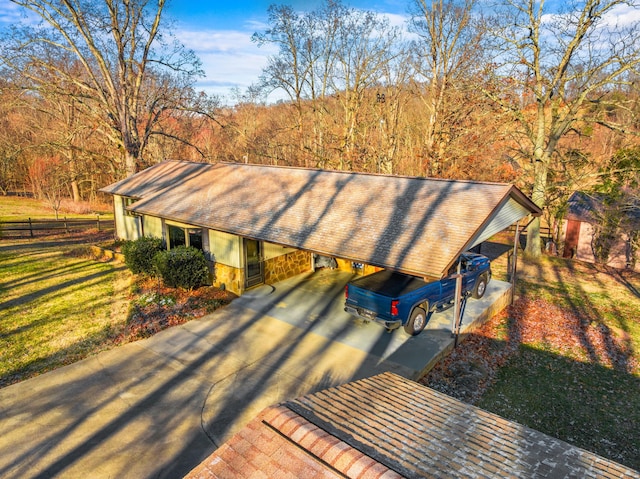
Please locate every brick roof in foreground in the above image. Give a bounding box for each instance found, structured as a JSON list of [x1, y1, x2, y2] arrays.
[[102, 161, 541, 278], [186, 373, 639, 479]]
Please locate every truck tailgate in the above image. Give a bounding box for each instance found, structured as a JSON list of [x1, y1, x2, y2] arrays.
[[346, 270, 431, 317]]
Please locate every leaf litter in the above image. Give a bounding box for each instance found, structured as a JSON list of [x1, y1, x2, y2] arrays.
[[420, 296, 639, 404]]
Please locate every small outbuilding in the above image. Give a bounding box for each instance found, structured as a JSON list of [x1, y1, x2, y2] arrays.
[[101, 160, 541, 295], [562, 191, 639, 271]]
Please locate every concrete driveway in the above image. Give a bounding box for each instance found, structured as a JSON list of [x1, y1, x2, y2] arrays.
[[0, 269, 510, 478]]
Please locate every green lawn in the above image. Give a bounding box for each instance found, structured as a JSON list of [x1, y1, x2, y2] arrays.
[[478, 254, 640, 470], [0, 195, 112, 221], [479, 347, 640, 468], [0, 241, 130, 387]]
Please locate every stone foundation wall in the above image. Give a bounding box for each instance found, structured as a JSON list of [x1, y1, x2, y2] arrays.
[[264, 250, 312, 284], [213, 262, 244, 296]]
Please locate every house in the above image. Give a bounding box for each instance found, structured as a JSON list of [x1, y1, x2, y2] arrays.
[[185, 372, 639, 478], [562, 191, 640, 271], [101, 161, 541, 295]]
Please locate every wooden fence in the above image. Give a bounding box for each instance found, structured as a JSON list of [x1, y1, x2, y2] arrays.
[[0, 216, 114, 239]]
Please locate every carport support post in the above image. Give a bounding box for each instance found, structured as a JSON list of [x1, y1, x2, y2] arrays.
[[451, 258, 463, 345], [511, 220, 521, 305]]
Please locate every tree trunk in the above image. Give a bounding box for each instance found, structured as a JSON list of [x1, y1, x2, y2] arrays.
[[124, 150, 139, 177], [71, 180, 80, 202], [525, 155, 548, 257]]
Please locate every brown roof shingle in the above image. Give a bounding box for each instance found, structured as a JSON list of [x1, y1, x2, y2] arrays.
[[102, 161, 540, 277], [187, 373, 639, 479], [186, 405, 402, 479]]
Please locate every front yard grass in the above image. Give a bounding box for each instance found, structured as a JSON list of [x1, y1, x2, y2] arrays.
[[0, 195, 112, 221], [479, 346, 639, 468], [0, 240, 131, 387], [423, 251, 640, 470], [0, 236, 235, 388]]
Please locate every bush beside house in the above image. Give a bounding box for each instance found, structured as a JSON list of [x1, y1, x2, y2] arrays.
[[122, 237, 210, 290], [121, 237, 164, 275], [153, 246, 209, 290]]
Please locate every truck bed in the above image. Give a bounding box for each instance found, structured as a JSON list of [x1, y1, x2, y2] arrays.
[[350, 270, 436, 297]]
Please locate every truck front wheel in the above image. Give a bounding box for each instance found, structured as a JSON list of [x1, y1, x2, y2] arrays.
[[404, 307, 427, 336], [473, 274, 488, 299]]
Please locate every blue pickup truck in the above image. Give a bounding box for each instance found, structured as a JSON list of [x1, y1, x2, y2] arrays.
[[344, 253, 491, 336]]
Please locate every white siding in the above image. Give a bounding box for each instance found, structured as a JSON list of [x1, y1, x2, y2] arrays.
[[468, 198, 532, 248], [209, 230, 242, 268], [263, 241, 297, 260], [114, 195, 142, 240]]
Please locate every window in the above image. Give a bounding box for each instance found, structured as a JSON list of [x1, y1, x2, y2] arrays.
[[168, 224, 187, 248], [167, 224, 203, 251], [188, 228, 203, 250], [123, 197, 138, 216]]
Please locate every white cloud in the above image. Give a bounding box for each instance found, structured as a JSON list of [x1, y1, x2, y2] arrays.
[[602, 3, 640, 28], [381, 12, 410, 30], [178, 28, 278, 99], [0, 1, 40, 25], [542, 3, 640, 29]]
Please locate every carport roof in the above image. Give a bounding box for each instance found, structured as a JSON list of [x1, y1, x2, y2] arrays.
[[101, 160, 541, 278]]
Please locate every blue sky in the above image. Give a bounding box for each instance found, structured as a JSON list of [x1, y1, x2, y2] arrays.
[[0, 0, 408, 101], [164, 0, 409, 101], [1, 1, 637, 102]]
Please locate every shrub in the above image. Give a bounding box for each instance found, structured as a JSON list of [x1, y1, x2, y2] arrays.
[[152, 246, 209, 290], [121, 236, 164, 275]]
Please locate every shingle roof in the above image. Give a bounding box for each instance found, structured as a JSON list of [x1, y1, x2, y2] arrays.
[[101, 161, 540, 277], [566, 191, 605, 223], [186, 405, 401, 479], [100, 161, 212, 199], [186, 373, 640, 479], [567, 191, 640, 223]]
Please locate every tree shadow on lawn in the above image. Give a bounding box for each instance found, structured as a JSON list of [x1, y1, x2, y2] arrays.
[[0, 265, 126, 315], [608, 267, 640, 299], [511, 255, 639, 376], [421, 297, 640, 472], [0, 323, 123, 389], [0, 231, 114, 252], [478, 346, 640, 471]]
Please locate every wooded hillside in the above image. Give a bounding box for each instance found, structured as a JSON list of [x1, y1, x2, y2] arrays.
[[1, 0, 638, 257]]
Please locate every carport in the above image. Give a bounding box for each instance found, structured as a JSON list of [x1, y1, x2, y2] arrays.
[[236, 265, 514, 379]]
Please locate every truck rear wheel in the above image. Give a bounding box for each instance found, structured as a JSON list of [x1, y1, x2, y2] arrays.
[[404, 307, 427, 336]]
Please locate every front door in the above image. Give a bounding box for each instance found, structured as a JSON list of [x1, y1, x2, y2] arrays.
[[563, 220, 580, 258], [244, 239, 264, 288]]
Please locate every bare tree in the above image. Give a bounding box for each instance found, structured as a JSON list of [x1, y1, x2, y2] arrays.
[[331, 7, 402, 170], [253, 1, 345, 167], [253, 1, 403, 170], [29, 156, 66, 218], [2, 0, 202, 177], [408, 0, 484, 176], [484, 0, 640, 256]]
